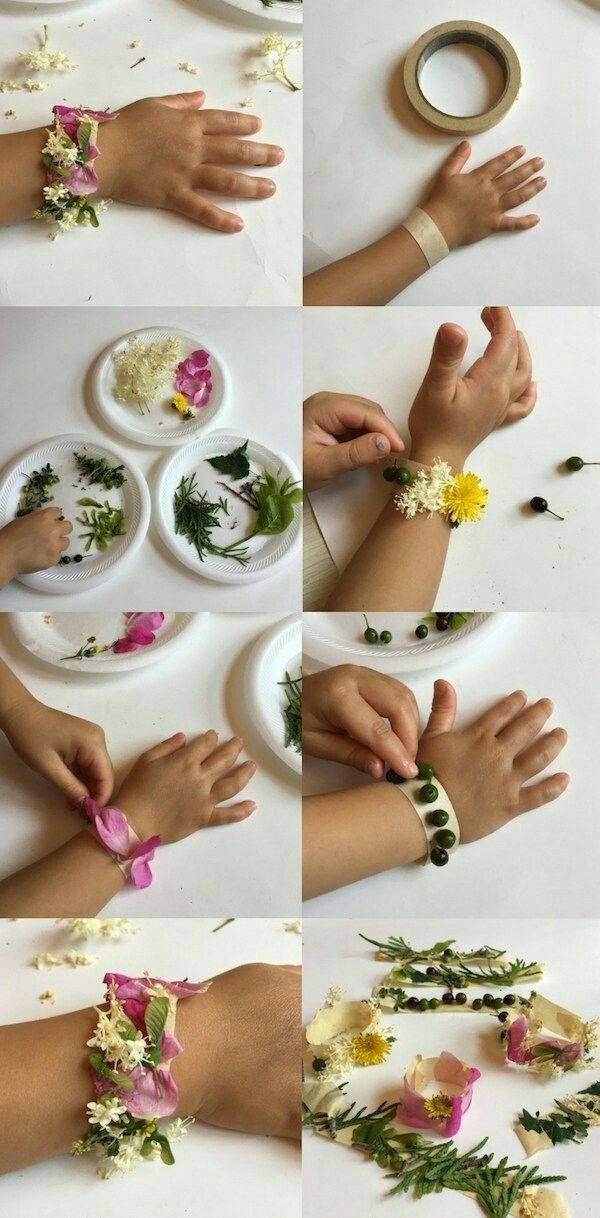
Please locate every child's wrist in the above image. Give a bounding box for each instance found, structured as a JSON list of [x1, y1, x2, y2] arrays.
[[96, 121, 121, 199], [420, 203, 461, 252], [409, 441, 466, 471]]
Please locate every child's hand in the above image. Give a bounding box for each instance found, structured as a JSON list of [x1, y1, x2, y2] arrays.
[[422, 141, 546, 250], [303, 392, 404, 490], [0, 509, 72, 585], [98, 91, 285, 234], [303, 665, 419, 778], [415, 679, 569, 844], [116, 731, 257, 842], [4, 699, 113, 806], [175, 963, 301, 1139], [408, 305, 537, 470]]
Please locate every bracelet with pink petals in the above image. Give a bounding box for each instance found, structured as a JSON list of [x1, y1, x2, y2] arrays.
[[503, 992, 598, 1077], [396, 1051, 481, 1137], [34, 105, 117, 238], [73, 972, 209, 1175], [81, 797, 161, 890]]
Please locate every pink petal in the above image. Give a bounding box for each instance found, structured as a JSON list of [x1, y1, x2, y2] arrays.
[[93, 806, 131, 856], [113, 636, 141, 653], [129, 854, 154, 889], [62, 163, 100, 197], [126, 612, 165, 632], [558, 1041, 583, 1066], [121, 1066, 179, 1119], [126, 625, 157, 646], [161, 1030, 183, 1061], [506, 1016, 536, 1064]]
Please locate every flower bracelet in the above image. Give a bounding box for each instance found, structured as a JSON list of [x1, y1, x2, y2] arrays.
[[34, 104, 117, 237], [73, 972, 209, 1175], [383, 457, 488, 526], [80, 797, 160, 890], [385, 762, 460, 867]]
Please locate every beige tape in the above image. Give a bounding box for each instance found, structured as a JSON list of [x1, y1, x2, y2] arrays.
[[402, 207, 449, 267], [404, 20, 521, 134], [393, 772, 460, 865]]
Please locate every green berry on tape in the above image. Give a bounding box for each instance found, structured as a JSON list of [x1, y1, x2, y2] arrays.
[[472, 998, 484, 1011], [420, 782, 439, 803], [417, 762, 435, 780], [442, 992, 454, 1005], [504, 994, 516, 1006], [428, 998, 440, 1009], [430, 846, 449, 867], [379, 630, 393, 645], [415, 624, 429, 640], [483, 993, 495, 1007], [407, 996, 420, 1010], [455, 992, 467, 1005], [429, 809, 450, 828], [434, 829, 456, 850], [418, 997, 429, 1011], [395, 467, 412, 485]]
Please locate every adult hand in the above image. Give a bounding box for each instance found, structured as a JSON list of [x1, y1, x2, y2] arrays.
[[303, 391, 404, 490], [303, 665, 420, 778]]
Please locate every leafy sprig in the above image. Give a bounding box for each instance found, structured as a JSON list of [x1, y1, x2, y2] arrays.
[[280, 670, 302, 752], [359, 934, 507, 965], [74, 452, 127, 490], [76, 498, 125, 552], [378, 959, 543, 990], [17, 464, 59, 516], [518, 1082, 600, 1147], [173, 474, 250, 565]]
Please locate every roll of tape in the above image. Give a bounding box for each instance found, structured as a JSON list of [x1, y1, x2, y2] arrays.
[[403, 20, 521, 135]]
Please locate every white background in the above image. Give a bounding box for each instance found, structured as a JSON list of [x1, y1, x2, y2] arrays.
[[303, 306, 600, 611], [302, 917, 600, 1218], [0, 610, 301, 915], [0, 305, 302, 611], [303, 0, 600, 304], [0, 0, 302, 305], [302, 612, 600, 919], [0, 916, 301, 1217]]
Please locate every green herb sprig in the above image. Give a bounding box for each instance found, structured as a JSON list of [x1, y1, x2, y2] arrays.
[[76, 498, 125, 552], [17, 464, 59, 516], [518, 1082, 600, 1148], [173, 474, 250, 565], [378, 959, 543, 990], [359, 933, 508, 965], [280, 670, 302, 753], [74, 452, 127, 490]]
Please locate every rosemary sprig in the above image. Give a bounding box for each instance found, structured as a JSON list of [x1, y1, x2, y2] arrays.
[[74, 452, 127, 490], [378, 959, 543, 990], [76, 498, 125, 553], [279, 670, 302, 752], [173, 474, 250, 565], [359, 934, 507, 965], [518, 1082, 600, 1147], [17, 464, 59, 516]]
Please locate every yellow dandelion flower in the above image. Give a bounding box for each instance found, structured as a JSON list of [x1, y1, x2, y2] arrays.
[[348, 1032, 392, 1067], [171, 392, 192, 418], [441, 471, 488, 524], [423, 1091, 453, 1121]]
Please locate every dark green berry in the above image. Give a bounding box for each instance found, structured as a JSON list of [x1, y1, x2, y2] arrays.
[[442, 992, 454, 1005], [429, 809, 450, 828], [417, 762, 435, 780], [420, 783, 438, 804], [364, 627, 378, 644], [498, 1011, 509, 1024], [383, 465, 399, 482], [386, 769, 405, 784], [436, 617, 450, 632], [73, 554, 83, 563], [504, 994, 516, 1006], [492, 997, 504, 1010], [428, 998, 440, 1010], [455, 992, 467, 1005], [434, 829, 456, 850], [418, 998, 429, 1011], [483, 994, 495, 1007], [472, 998, 483, 1011], [430, 847, 449, 867], [313, 1057, 326, 1072], [379, 630, 392, 644], [415, 624, 429, 640], [406, 996, 420, 1010], [395, 467, 412, 485], [565, 456, 584, 471], [59, 555, 71, 565], [443, 948, 454, 959]]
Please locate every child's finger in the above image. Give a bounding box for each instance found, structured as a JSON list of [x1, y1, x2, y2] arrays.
[[203, 736, 245, 777], [45, 755, 89, 806], [439, 139, 471, 176], [423, 322, 469, 395], [501, 177, 547, 212], [496, 156, 544, 194], [515, 727, 568, 781], [422, 679, 457, 738], [159, 90, 206, 110], [503, 381, 537, 423], [325, 431, 392, 477], [517, 772, 570, 815], [479, 145, 526, 178], [176, 191, 244, 233], [497, 698, 554, 753], [143, 732, 187, 762], [204, 137, 285, 168], [496, 213, 540, 232], [480, 305, 516, 337], [333, 690, 418, 778], [476, 690, 527, 735], [185, 729, 221, 763], [199, 110, 262, 136], [302, 729, 384, 777], [196, 166, 276, 200], [210, 800, 256, 826], [211, 760, 257, 804], [515, 331, 532, 381], [330, 400, 405, 453]]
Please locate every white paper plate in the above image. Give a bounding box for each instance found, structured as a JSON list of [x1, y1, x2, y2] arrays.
[[0, 434, 150, 594], [155, 430, 301, 585], [10, 612, 202, 674], [303, 613, 503, 674], [91, 326, 229, 448], [244, 615, 302, 773], [219, 0, 303, 25]]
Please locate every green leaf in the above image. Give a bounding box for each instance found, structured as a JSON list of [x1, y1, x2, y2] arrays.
[[88, 1052, 135, 1092], [153, 1134, 175, 1165], [116, 1017, 139, 1041], [207, 440, 250, 481], [77, 121, 92, 160], [144, 996, 170, 1049]]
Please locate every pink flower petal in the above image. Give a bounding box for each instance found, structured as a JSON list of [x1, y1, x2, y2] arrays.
[[396, 1052, 481, 1137], [126, 625, 157, 646], [113, 636, 141, 653], [126, 612, 165, 632], [83, 801, 131, 856], [122, 1066, 179, 1118], [506, 1016, 536, 1065], [161, 1030, 183, 1061]]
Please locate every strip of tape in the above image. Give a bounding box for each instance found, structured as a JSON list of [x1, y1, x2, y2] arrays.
[[394, 772, 460, 865], [402, 207, 449, 267], [403, 20, 521, 134]]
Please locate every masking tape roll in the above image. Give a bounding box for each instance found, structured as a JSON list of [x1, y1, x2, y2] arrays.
[[403, 20, 521, 135]]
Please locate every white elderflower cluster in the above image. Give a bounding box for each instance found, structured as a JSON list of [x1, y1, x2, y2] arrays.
[[32, 952, 62, 970], [0, 79, 47, 93], [57, 917, 138, 940], [583, 1018, 600, 1054], [87, 1096, 128, 1129], [179, 62, 200, 76], [251, 34, 302, 92], [19, 26, 76, 74], [165, 1116, 194, 1141], [87, 997, 148, 1071], [394, 459, 452, 518], [43, 128, 78, 167]]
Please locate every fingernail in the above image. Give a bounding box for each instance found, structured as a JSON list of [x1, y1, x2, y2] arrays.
[[407, 762, 419, 777], [232, 219, 244, 232], [373, 434, 390, 454], [265, 181, 276, 195], [275, 147, 285, 162]]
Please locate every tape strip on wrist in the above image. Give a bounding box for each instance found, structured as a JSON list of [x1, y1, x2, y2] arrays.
[[80, 796, 161, 889], [387, 769, 460, 866], [402, 208, 449, 268]]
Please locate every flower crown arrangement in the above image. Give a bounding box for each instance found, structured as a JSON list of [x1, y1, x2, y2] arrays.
[[34, 105, 116, 237], [73, 973, 208, 1176], [384, 458, 488, 526], [303, 934, 598, 1218]]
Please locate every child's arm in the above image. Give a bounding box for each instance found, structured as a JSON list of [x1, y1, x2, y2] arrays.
[[303, 680, 569, 900], [0, 91, 284, 233], [326, 306, 536, 610], [304, 142, 546, 306], [0, 508, 71, 589], [0, 731, 256, 916]]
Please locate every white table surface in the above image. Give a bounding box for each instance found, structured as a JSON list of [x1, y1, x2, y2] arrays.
[[0, 305, 302, 611], [303, 306, 600, 612], [0, 0, 302, 306], [302, 611, 600, 919], [0, 609, 302, 915], [302, 916, 600, 1218], [0, 916, 301, 1216], [303, 0, 600, 305]]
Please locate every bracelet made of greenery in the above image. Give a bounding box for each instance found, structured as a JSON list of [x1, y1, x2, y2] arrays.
[[383, 457, 488, 526], [33, 105, 116, 237], [359, 933, 544, 972], [517, 1081, 600, 1157], [80, 797, 161, 890], [73, 972, 208, 1176], [385, 762, 460, 866]]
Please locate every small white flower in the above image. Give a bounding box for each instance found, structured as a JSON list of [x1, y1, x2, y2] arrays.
[[164, 1116, 194, 1141], [179, 62, 200, 76], [87, 1097, 127, 1129], [31, 952, 62, 970]]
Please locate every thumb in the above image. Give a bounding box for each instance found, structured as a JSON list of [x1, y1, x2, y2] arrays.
[[424, 323, 469, 396], [43, 754, 90, 806], [439, 139, 472, 177], [160, 90, 206, 110], [329, 432, 392, 477], [424, 679, 457, 737]]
